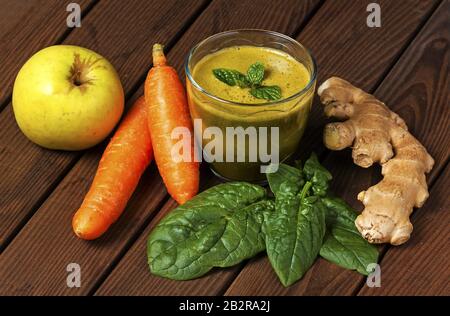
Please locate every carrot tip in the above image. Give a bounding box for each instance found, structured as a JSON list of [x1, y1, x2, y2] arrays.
[[152, 43, 166, 66], [153, 43, 164, 52]]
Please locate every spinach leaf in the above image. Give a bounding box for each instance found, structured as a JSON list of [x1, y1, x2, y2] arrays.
[[320, 197, 379, 275], [264, 180, 326, 287], [266, 163, 304, 197], [322, 196, 357, 226], [303, 153, 332, 196], [147, 182, 274, 280]]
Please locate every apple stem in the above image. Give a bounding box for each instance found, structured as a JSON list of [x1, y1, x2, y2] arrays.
[[72, 70, 83, 86], [69, 53, 94, 88]]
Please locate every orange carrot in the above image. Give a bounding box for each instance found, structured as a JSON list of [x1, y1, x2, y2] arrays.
[[144, 44, 199, 204], [72, 96, 153, 240]]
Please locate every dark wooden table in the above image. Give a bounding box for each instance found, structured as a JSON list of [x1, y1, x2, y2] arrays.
[[0, 0, 448, 296]]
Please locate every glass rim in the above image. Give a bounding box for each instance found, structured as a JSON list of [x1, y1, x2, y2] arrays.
[[185, 29, 317, 107]]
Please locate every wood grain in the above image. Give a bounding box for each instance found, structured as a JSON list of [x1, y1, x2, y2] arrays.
[[0, 0, 321, 295], [166, 0, 322, 76], [94, 0, 323, 296], [0, 0, 94, 108], [296, 0, 442, 160], [0, 0, 208, 249], [96, 198, 244, 296], [0, 158, 166, 295], [325, 0, 449, 295], [1, 0, 447, 297], [225, 0, 447, 296], [358, 165, 450, 296], [98, 0, 441, 296]]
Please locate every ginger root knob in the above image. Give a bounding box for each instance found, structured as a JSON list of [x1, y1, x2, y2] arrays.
[[318, 77, 434, 245]]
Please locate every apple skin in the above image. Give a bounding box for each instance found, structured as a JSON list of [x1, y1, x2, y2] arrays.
[[12, 45, 124, 150]]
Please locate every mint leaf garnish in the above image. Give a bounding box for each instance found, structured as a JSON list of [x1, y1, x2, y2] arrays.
[[247, 62, 264, 85], [250, 86, 282, 101], [213, 62, 282, 102], [213, 69, 249, 88]]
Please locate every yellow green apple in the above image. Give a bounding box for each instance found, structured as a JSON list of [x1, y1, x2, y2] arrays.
[[12, 45, 124, 150]]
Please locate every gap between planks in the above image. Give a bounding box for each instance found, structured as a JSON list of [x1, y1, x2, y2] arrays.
[[351, 0, 447, 295], [0, 0, 100, 253], [93, 0, 444, 296], [0, 0, 212, 254], [86, 194, 172, 296], [351, 157, 449, 296], [220, 0, 444, 296], [0, 0, 99, 113], [85, 1, 216, 293], [354, 158, 450, 295], [212, 0, 327, 296], [91, 0, 327, 295], [222, 0, 447, 296], [0, 0, 442, 296], [1, 1, 324, 292]]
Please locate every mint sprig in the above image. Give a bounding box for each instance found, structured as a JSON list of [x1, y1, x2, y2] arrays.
[[213, 62, 282, 101], [251, 86, 281, 101], [247, 62, 264, 85], [212, 69, 249, 88]]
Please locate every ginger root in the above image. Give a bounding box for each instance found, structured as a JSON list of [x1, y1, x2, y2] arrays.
[[318, 77, 434, 245]]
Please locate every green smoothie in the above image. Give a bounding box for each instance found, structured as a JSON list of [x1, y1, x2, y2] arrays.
[[194, 46, 310, 103], [187, 45, 314, 182]]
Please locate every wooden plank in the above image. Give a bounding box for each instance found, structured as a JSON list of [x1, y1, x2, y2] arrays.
[[358, 165, 450, 296], [0, 0, 208, 249], [0, 158, 167, 296], [323, 0, 449, 295], [0, 0, 94, 108], [295, 0, 443, 159], [97, 0, 440, 296], [96, 198, 244, 296], [225, 0, 448, 296], [94, 0, 323, 295], [0, 0, 321, 296]]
